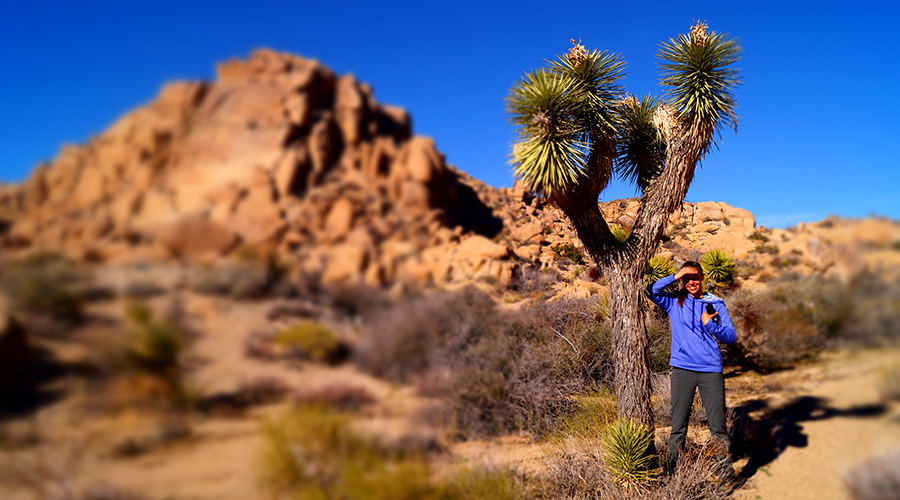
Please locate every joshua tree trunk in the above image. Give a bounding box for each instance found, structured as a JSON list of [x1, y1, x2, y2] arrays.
[[557, 122, 708, 430]]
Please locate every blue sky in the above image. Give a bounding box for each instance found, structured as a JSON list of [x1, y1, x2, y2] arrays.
[[2, 0, 898, 228]]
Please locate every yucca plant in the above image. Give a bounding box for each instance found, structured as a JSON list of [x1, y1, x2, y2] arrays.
[[508, 24, 741, 429], [643, 256, 677, 288], [610, 224, 630, 243], [592, 293, 611, 320], [700, 248, 737, 294], [601, 418, 660, 488]]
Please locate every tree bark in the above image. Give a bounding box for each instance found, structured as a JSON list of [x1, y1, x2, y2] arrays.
[[555, 125, 710, 432]]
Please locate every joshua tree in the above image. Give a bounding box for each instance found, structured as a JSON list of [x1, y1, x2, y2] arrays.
[[507, 22, 741, 429]]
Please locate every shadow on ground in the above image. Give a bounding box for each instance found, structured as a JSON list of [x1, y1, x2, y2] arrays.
[[729, 396, 887, 485], [0, 344, 72, 420]]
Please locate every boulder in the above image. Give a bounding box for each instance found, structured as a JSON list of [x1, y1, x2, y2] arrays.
[[321, 243, 369, 284], [693, 201, 724, 224], [156, 213, 238, 260], [511, 222, 544, 245], [322, 197, 356, 242]]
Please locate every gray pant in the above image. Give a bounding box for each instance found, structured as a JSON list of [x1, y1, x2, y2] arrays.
[[668, 367, 730, 465]]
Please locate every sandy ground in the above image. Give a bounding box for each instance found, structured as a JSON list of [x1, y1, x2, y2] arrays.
[[732, 349, 900, 500], [2, 281, 898, 499]]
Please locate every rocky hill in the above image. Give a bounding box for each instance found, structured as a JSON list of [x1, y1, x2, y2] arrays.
[[0, 49, 898, 293]]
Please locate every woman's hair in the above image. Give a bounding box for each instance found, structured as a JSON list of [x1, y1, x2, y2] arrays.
[[677, 261, 704, 307]]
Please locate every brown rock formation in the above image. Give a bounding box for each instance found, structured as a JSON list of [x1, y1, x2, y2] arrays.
[[0, 50, 508, 287]]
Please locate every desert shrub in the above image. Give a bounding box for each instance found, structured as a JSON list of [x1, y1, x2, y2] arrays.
[[877, 364, 900, 402], [651, 373, 708, 427], [610, 224, 630, 243], [748, 229, 769, 243], [1, 252, 83, 326], [646, 310, 673, 373], [601, 419, 659, 487], [275, 322, 346, 364], [750, 244, 779, 255], [844, 450, 900, 500], [836, 272, 900, 346], [643, 256, 676, 288], [700, 248, 737, 294], [538, 437, 731, 500], [122, 280, 166, 299], [438, 467, 529, 500], [119, 301, 195, 409], [552, 242, 586, 265], [292, 383, 376, 411], [80, 485, 150, 500], [320, 283, 391, 318], [356, 288, 575, 438], [258, 405, 434, 500], [587, 265, 602, 282], [551, 387, 618, 441], [188, 259, 277, 299], [244, 330, 276, 360], [258, 405, 526, 500], [724, 289, 821, 372]]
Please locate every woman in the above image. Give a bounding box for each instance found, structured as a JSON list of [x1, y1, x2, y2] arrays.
[[648, 261, 737, 468]]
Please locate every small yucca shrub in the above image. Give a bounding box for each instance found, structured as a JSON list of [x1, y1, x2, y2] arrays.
[[553, 242, 587, 265], [123, 303, 184, 376], [700, 248, 737, 293], [610, 224, 630, 243], [601, 418, 659, 488], [275, 322, 343, 363], [644, 256, 677, 290]]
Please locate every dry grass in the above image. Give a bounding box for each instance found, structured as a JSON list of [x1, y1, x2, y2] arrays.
[[843, 449, 900, 500]]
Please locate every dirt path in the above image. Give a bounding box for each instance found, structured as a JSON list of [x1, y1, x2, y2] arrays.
[[733, 348, 900, 500]]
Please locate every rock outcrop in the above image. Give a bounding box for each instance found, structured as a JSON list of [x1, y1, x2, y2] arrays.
[[1, 49, 895, 293], [0, 50, 509, 287]]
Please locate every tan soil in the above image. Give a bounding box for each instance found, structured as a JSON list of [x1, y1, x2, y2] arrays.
[[731, 348, 900, 500]]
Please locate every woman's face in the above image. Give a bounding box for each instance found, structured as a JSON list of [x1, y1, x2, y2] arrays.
[[680, 266, 704, 296]]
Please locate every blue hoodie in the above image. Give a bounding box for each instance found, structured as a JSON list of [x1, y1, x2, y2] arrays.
[[648, 274, 737, 373]]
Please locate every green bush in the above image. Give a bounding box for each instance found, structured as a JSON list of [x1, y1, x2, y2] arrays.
[[121, 301, 194, 409], [275, 322, 342, 363], [1, 252, 83, 323], [356, 288, 575, 438], [644, 256, 677, 288], [750, 244, 779, 255], [601, 419, 659, 487], [748, 229, 769, 243], [610, 224, 630, 243], [552, 242, 586, 265], [700, 248, 737, 294], [258, 405, 527, 500]]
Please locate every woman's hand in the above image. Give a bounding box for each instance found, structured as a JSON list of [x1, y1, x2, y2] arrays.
[[701, 310, 718, 325]]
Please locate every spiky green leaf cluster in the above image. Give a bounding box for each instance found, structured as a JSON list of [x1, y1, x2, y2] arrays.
[[700, 248, 737, 284], [643, 256, 677, 288], [601, 418, 659, 487], [657, 27, 742, 135], [610, 224, 630, 243], [616, 95, 666, 190], [507, 50, 625, 197], [593, 293, 611, 319], [550, 50, 627, 138]]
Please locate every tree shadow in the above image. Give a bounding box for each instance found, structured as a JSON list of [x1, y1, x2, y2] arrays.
[[0, 344, 70, 420], [729, 396, 887, 485]]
